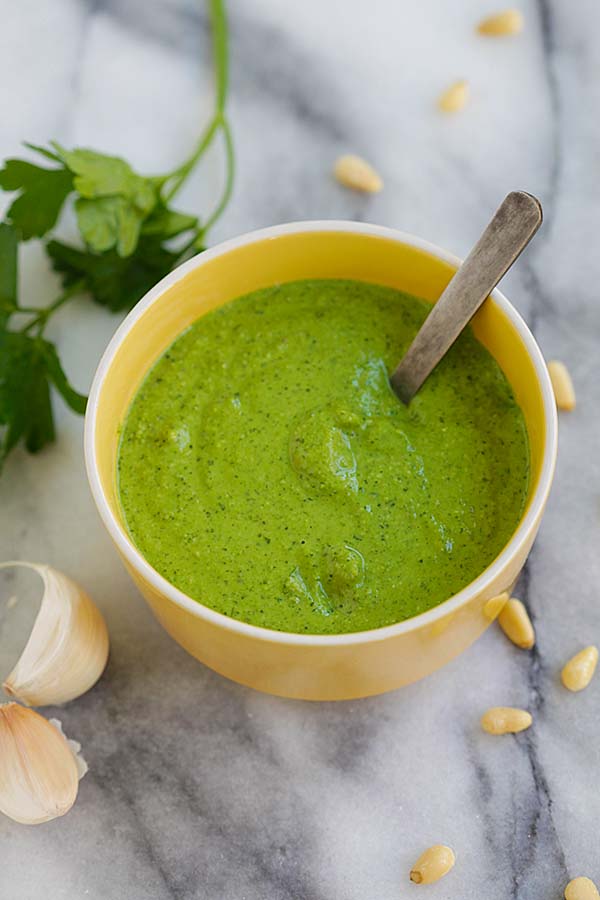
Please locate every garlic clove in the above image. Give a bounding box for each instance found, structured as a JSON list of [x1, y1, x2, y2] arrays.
[[0, 703, 80, 824], [1, 561, 109, 706]]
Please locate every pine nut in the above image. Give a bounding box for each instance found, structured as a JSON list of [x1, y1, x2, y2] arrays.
[[548, 360, 576, 411], [498, 597, 535, 649], [477, 9, 524, 36], [561, 646, 599, 692], [481, 706, 532, 734], [333, 155, 382, 193], [484, 592, 509, 620], [565, 877, 600, 900], [410, 845, 456, 884], [437, 80, 469, 113]]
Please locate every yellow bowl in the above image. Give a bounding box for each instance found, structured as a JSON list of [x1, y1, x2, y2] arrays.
[[85, 222, 557, 700]]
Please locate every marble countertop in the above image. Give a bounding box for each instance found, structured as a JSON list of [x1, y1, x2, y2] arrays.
[[1, 1, 599, 897]]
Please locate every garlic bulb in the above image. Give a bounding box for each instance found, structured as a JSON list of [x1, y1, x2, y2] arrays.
[[0, 703, 80, 824], [1, 562, 109, 706]]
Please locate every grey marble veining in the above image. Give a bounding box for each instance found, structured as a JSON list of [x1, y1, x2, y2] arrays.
[[1, 1, 599, 897]]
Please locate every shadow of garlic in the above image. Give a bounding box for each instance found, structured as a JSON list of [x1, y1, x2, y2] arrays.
[[0, 562, 109, 824]]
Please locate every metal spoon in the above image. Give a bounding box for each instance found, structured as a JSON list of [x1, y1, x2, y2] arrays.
[[390, 191, 543, 404]]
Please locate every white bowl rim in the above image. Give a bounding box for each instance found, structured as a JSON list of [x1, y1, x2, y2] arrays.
[[84, 219, 558, 647]]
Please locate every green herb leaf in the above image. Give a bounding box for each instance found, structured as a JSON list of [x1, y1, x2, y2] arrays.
[[51, 143, 155, 208], [49, 144, 158, 257], [0, 330, 87, 470], [142, 206, 198, 239], [24, 142, 63, 164], [0, 332, 55, 468], [75, 195, 143, 257], [0, 223, 18, 326], [42, 343, 87, 414], [0, 160, 73, 240], [47, 237, 180, 312]]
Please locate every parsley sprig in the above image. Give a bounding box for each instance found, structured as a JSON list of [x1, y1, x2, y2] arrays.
[[0, 0, 233, 473]]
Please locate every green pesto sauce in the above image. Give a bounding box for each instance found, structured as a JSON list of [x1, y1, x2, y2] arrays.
[[118, 279, 530, 634]]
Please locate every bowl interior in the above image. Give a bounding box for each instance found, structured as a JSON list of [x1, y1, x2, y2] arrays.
[[91, 226, 548, 604]]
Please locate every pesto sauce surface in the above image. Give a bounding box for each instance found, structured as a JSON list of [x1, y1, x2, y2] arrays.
[[118, 279, 530, 634]]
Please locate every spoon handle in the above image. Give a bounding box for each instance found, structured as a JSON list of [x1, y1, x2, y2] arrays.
[[390, 191, 543, 404]]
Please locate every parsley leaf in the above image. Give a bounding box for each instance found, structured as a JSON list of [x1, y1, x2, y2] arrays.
[[23, 142, 63, 163], [50, 143, 159, 257], [0, 331, 87, 470], [0, 332, 54, 468], [47, 237, 183, 312], [0, 226, 87, 471], [0, 223, 18, 326], [0, 159, 73, 240], [142, 205, 198, 239], [51, 144, 156, 209], [42, 342, 87, 415], [0, 141, 199, 261], [75, 195, 144, 257], [46, 192, 201, 308]]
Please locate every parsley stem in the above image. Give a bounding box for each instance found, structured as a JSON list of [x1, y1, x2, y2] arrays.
[[202, 117, 234, 233], [209, 0, 229, 113], [162, 0, 233, 219], [20, 280, 85, 335], [163, 116, 221, 203], [174, 114, 235, 264]]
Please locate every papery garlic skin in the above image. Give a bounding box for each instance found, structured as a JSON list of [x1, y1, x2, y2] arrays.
[[1, 562, 109, 706], [50, 719, 89, 779], [0, 703, 79, 825]]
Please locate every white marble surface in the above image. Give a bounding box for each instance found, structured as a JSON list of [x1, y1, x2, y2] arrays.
[[1, 1, 599, 897]]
